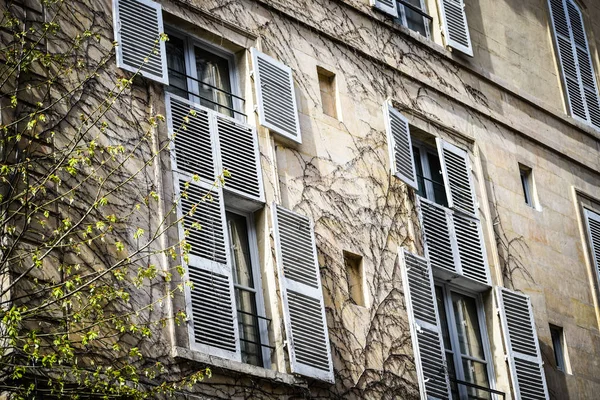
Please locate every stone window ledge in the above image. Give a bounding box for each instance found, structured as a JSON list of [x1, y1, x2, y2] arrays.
[[173, 346, 307, 387]]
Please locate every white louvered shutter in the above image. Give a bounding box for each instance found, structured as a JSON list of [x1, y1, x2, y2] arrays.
[[112, 0, 168, 84], [584, 209, 600, 286], [548, 0, 600, 129], [496, 288, 549, 400], [438, 0, 473, 56], [418, 197, 460, 275], [437, 139, 477, 217], [384, 102, 418, 189], [400, 250, 452, 400], [166, 93, 241, 361], [251, 49, 302, 143], [371, 0, 399, 17], [216, 113, 265, 203], [453, 212, 490, 285], [272, 205, 334, 383]]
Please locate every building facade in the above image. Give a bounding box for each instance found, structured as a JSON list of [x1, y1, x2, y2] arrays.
[[11, 0, 600, 398]]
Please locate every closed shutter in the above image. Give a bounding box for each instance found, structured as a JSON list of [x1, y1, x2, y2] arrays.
[[583, 209, 600, 286], [548, 0, 600, 129], [438, 0, 473, 56], [112, 0, 168, 84], [216, 114, 265, 203], [383, 102, 418, 189], [437, 139, 477, 217], [418, 197, 460, 275], [371, 0, 399, 18], [167, 93, 240, 361], [566, 1, 600, 128], [251, 48, 302, 143], [272, 205, 334, 382], [167, 93, 264, 204], [453, 212, 490, 285], [496, 288, 549, 400], [400, 249, 452, 400]]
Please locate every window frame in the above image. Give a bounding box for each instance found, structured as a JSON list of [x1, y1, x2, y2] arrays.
[[549, 324, 566, 372], [164, 26, 243, 120], [519, 167, 532, 207], [435, 282, 496, 399], [396, 0, 431, 39], [225, 207, 271, 368]]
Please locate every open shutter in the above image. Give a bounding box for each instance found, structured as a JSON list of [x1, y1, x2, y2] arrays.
[[583, 209, 600, 285], [548, 0, 587, 122], [400, 249, 452, 400], [216, 113, 265, 203], [251, 48, 301, 143], [166, 93, 240, 361], [112, 0, 168, 84], [566, 1, 600, 128], [496, 288, 549, 400], [453, 212, 490, 285], [418, 197, 460, 275], [371, 0, 399, 17], [272, 205, 333, 382], [438, 0, 473, 56], [384, 102, 418, 189], [437, 139, 477, 217], [548, 0, 600, 128]]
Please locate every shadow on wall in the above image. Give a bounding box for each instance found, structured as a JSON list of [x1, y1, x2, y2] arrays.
[[540, 340, 570, 400]]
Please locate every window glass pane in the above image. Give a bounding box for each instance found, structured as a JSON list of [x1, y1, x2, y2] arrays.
[[451, 292, 485, 360], [462, 359, 491, 398], [227, 212, 254, 288], [413, 146, 427, 198], [435, 286, 452, 350], [403, 0, 428, 36], [195, 46, 233, 116], [166, 36, 189, 98], [227, 212, 263, 367], [235, 288, 263, 366], [426, 151, 448, 206]]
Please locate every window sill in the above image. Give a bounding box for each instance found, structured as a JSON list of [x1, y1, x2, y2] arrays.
[[172, 346, 307, 387]]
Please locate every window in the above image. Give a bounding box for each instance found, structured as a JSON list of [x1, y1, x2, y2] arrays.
[[317, 67, 338, 119], [550, 324, 566, 372], [548, 0, 600, 129], [343, 251, 365, 307], [519, 164, 535, 208], [412, 141, 448, 207], [395, 0, 431, 38], [436, 284, 493, 400], [165, 30, 242, 118], [227, 211, 270, 367]]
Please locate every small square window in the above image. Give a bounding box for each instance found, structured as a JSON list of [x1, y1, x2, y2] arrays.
[[519, 164, 538, 209], [550, 324, 567, 372], [317, 67, 338, 119], [343, 251, 365, 307]]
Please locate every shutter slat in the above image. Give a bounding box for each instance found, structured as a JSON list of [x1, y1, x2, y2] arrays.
[[384, 102, 418, 189], [400, 250, 452, 400], [216, 114, 265, 202], [419, 198, 459, 274], [453, 212, 490, 285], [112, 0, 168, 84], [438, 0, 473, 56], [167, 94, 216, 182], [438, 139, 477, 217], [273, 205, 334, 382], [497, 288, 549, 400], [252, 49, 301, 143]]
